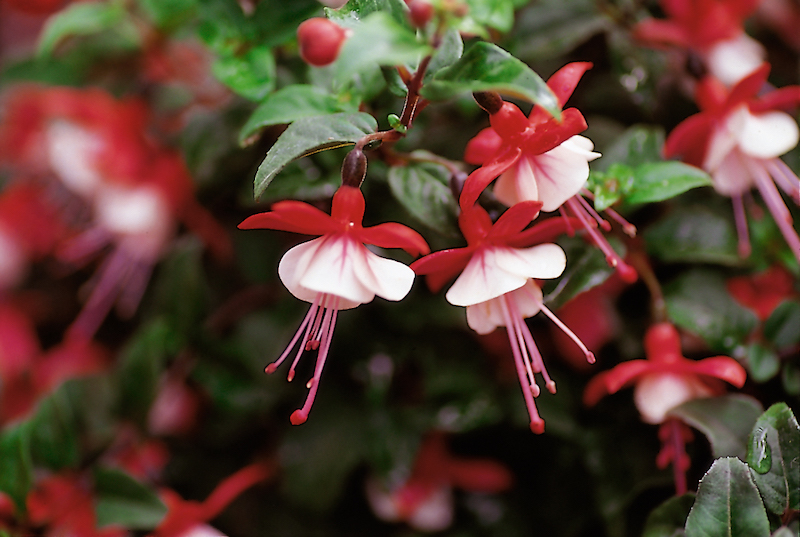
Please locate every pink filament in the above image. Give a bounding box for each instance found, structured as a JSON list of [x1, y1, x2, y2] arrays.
[[748, 158, 800, 263], [732, 193, 752, 258]]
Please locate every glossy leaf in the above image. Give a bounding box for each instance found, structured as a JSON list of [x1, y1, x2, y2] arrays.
[[211, 46, 275, 101], [763, 300, 800, 349], [668, 394, 764, 460], [745, 343, 781, 382], [326, 0, 411, 28], [543, 235, 618, 310], [37, 1, 131, 57], [644, 205, 740, 265], [239, 85, 343, 145], [746, 404, 800, 515], [665, 269, 758, 353], [387, 157, 459, 237], [684, 457, 770, 537], [253, 112, 377, 199], [423, 29, 464, 83], [94, 467, 167, 529], [595, 124, 665, 171], [421, 42, 561, 119], [625, 162, 712, 205], [0, 426, 33, 512], [332, 13, 432, 86], [642, 493, 694, 537]]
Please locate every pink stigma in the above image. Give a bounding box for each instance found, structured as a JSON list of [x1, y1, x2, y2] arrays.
[[530, 419, 545, 434], [290, 410, 308, 425]]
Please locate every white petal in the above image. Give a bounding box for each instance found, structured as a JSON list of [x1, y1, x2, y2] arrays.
[[408, 486, 454, 533], [711, 149, 755, 196], [352, 247, 415, 302], [530, 136, 599, 212], [278, 238, 326, 303], [509, 280, 544, 318], [633, 373, 714, 424], [704, 34, 765, 87], [177, 524, 227, 537], [466, 298, 505, 334], [737, 110, 799, 159], [704, 111, 743, 172], [445, 249, 527, 307], [494, 156, 538, 207], [493, 243, 567, 280], [46, 121, 105, 198]]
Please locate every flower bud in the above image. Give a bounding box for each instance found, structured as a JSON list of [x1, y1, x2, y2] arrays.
[[407, 0, 434, 28], [341, 147, 367, 187], [297, 18, 347, 67], [472, 91, 503, 115]]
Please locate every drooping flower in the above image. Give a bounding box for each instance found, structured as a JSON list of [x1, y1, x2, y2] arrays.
[[412, 202, 594, 433], [366, 431, 512, 532], [238, 185, 429, 424], [584, 322, 747, 493], [727, 265, 797, 321], [664, 64, 800, 263], [633, 0, 764, 85], [461, 63, 637, 281]]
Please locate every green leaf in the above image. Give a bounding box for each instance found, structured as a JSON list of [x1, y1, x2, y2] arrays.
[[332, 12, 432, 86], [37, 1, 129, 57], [668, 394, 764, 460], [782, 362, 800, 396], [326, 0, 411, 28], [745, 343, 781, 382], [746, 403, 800, 514], [421, 41, 561, 119], [94, 467, 167, 530], [587, 164, 633, 212], [685, 457, 770, 537], [625, 162, 712, 205], [644, 205, 740, 265], [543, 235, 619, 310], [387, 155, 459, 236], [0, 425, 33, 512], [463, 0, 516, 33], [665, 269, 758, 353], [642, 493, 695, 537], [763, 300, 800, 349], [253, 112, 377, 199], [136, 0, 196, 28], [239, 85, 343, 145], [27, 387, 81, 470], [513, 0, 606, 61], [595, 124, 665, 171], [423, 28, 464, 83], [212, 45, 275, 101], [150, 238, 209, 337]]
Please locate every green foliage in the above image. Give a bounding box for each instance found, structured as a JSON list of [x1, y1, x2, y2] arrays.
[[543, 235, 619, 309], [387, 156, 460, 236], [645, 205, 740, 265], [94, 467, 168, 529], [37, 1, 137, 57], [642, 493, 694, 537], [0, 426, 33, 512]]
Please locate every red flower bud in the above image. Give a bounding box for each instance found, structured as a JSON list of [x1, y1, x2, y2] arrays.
[[407, 0, 434, 28], [297, 18, 348, 67]]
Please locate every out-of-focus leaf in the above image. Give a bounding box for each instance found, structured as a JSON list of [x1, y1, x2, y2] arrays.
[[37, 1, 132, 57], [462, 0, 516, 33], [326, 0, 410, 28], [783, 362, 800, 396], [332, 13, 432, 86], [644, 205, 740, 265], [642, 493, 695, 537], [253, 112, 377, 199], [211, 46, 275, 101], [387, 156, 459, 236], [421, 42, 560, 119], [151, 238, 209, 337], [665, 269, 758, 353], [587, 164, 634, 211], [595, 124, 665, 171], [668, 394, 764, 460], [27, 388, 80, 471], [514, 0, 606, 61], [136, 0, 196, 28], [745, 343, 781, 382], [763, 300, 800, 349], [239, 85, 343, 145], [94, 467, 167, 530], [746, 403, 800, 514], [543, 235, 619, 310], [625, 162, 712, 205], [0, 426, 33, 512], [684, 457, 770, 537], [423, 29, 464, 83]]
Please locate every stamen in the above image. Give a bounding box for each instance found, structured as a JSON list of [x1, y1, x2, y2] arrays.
[[603, 207, 637, 237], [577, 194, 611, 231], [558, 208, 576, 236], [749, 159, 800, 263], [265, 294, 321, 376], [732, 193, 751, 258], [537, 301, 596, 364], [766, 159, 800, 204]]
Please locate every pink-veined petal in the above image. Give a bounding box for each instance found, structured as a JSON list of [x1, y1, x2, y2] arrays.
[[664, 113, 717, 167], [464, 128, 503, 165], [583, 360, 654, 405], [459, 147, 522, 209], [445, 248, 528, 307], [634, 373, 715, 424], [487, 201, 543, 241], [703, 34, 765, 86], [529, 136, 599, 212], [523, 108, 588, 155], [687, 356, 747, 388], [465, 298, 505, 334], [352, 249, 416, 302], [710, 149, 753, 196], [492, 244, 566, 280], [736, 110, 799, 159], [238, 201, 335, 235], [493, 156, 539, 207], [358, 222, 430, 257], [546, 62, 593, 108]]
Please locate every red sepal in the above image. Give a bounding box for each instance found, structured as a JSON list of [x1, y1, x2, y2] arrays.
[[459, 146, 522, 209]]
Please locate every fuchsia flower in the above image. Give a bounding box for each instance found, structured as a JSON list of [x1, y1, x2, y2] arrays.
[[412, 202, 595, 433], [664, 64, 800, 262], [461, 62, 637, 282], [727, 265, 797, 320], [633, 0, 764, 85], [239, 186, 429, 425], [367, 431, 512, 532]]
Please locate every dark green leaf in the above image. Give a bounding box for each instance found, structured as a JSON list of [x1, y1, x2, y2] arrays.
[[211, 46, 275, 101], [644, 205, 740, 265], [332, 13, 432, 86], [763, 300, 800, 349], [239, 85, 343, 145], [746, 404, 800, 514], [665, 269, 758, 353], [37, 2, 136, 57], [543, 236, 619, 310], [668, 394, 764, 460], [150, 238, 209, 337], [463, 0, 516, 33], [0, 426, 33, 512], [326, 0, 411, 28], [514, 0, 606, 61], [387, 156, 459, 237], [595, 124, 665, 171], [421, 41, 561, 119], [685, 457, 770, 537], [253, 112, 377, 199], [423, 29, 464, 83], [94, 467, 167, 530], [642, 493, 695, 537], [745, 343, 781, 382], [27, 388, 81, 470], [625, 162, 712, 205], [782, 362, 800, 396], [136, 0, 196, 28]]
